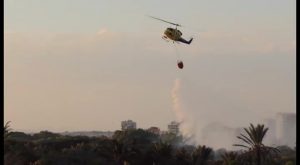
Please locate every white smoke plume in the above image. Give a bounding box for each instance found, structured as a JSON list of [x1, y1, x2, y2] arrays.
[[170, 77, 295, 150], [171, 77, 242, 149], [171, 78, 195, 142], [171, 78, 184, 122]]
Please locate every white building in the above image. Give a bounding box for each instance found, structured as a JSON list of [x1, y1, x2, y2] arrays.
[[121, 120, 137, 131], [275, 113, 296, 147], [168, 121, 180, 135]]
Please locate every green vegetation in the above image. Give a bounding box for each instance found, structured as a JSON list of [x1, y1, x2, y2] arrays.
[[4, 123, 296, 165]]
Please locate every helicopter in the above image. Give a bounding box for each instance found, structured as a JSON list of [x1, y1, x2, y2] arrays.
[[148, 16, 194, 69], [148, 16, 193, 45]]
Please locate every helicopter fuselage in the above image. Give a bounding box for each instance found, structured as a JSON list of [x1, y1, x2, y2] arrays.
[[163, 27, 193, 45], [163, 27, 182, 41]]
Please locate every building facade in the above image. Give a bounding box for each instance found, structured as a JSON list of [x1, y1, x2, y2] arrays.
[[121, 120, 137, 131], [168, 121, 180, 135], [262, 118, 277, 146], [275, 113, 296, 147]]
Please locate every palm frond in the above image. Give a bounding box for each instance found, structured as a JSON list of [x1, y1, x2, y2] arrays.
[[237, 134, 254, 147], [233, 144, 251, 149], [244, 127, 256, 144]]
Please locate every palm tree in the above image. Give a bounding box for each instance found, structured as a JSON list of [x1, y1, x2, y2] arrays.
[[233, 123, 279, 165], [4, 121, 12, 139], [192, 145, 212, 165]]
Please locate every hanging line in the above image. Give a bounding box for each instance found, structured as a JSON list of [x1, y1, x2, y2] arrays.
[[173, 42, 181, 62]]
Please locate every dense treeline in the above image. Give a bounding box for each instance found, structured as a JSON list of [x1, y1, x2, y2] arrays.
[[4, 122, 296, 165]]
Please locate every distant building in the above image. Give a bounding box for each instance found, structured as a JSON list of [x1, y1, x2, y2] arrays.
[[121, 120, 137, 131], [168, 121, 180, 135], [275, 113, 296, 147], [160, 130, 169, 135], [262, 118, 277, 145], [147, 127, 160, 135]]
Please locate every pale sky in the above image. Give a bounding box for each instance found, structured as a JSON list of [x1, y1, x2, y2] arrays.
[[4, 0, 296, 134]]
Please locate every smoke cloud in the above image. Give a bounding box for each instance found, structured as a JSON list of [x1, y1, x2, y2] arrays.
[[171, 77, 246, 150], [171, 78, 195, 141], [171, 77, 295, 150]]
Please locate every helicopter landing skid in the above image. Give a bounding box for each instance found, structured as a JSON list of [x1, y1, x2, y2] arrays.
[[162, 36, 170, 42]]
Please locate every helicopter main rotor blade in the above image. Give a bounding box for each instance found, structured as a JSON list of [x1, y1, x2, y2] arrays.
[[147, 15, 181, 27]]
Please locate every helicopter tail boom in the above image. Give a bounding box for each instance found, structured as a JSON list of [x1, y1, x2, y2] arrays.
[[178, 37, 193, 45]]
